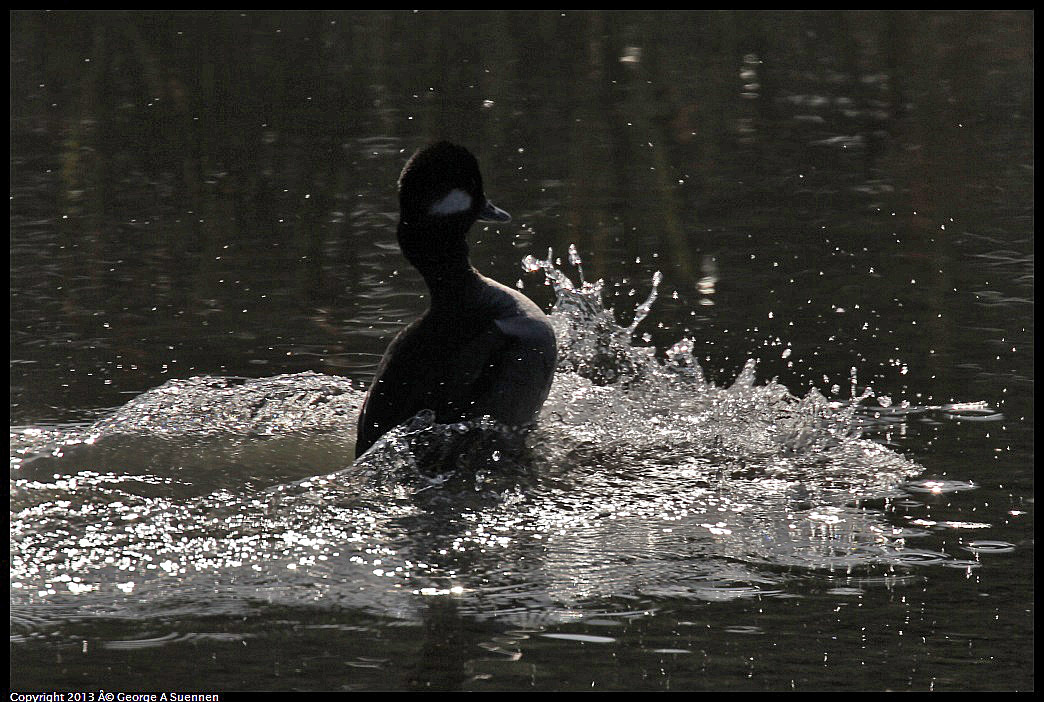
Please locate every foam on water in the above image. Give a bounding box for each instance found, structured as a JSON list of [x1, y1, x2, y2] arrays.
[[10, 247, 1001, 634]]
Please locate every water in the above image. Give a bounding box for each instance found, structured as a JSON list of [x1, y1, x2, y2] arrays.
[[10, 10, 1033, 692]]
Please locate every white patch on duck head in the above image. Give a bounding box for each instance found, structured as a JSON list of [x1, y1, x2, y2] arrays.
[[429, 188, 474, 216]]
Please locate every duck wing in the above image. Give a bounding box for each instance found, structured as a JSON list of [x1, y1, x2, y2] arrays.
[[463, 315, 557, 427], [355, 314, 556, 455]]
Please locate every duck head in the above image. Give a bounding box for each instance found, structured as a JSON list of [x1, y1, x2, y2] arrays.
[[396, 141, 510, 275]]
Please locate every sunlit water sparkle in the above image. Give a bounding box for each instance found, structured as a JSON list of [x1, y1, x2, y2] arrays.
[[10, 249, 1003, 639]]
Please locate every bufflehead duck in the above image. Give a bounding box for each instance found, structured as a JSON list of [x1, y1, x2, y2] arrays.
[[355, 142, 557, 455]]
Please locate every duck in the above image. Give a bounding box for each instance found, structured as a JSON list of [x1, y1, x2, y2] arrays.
[[355, 141, 558, 456]]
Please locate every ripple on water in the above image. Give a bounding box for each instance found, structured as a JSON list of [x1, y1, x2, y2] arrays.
[[540, 633, 617, 644], [904, 479, 978, 495], [962, 540, 1016, 555]]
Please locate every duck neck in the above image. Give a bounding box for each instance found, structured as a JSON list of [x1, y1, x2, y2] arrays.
[[398, 221, 479, 307], [424, 266, 482, 311]]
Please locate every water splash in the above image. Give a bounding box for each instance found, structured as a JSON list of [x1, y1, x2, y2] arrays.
[[9, 247, 1000, 635], [525, 248, 663, 385]]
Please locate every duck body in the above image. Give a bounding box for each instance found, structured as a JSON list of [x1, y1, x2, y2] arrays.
[[355, 142, 557, 456]]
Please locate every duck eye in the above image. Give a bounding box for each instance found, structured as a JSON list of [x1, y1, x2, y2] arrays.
[[429, 188, 474, 216]]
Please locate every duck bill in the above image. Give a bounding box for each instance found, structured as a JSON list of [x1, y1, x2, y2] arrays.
[[478, 199, 511, 223]]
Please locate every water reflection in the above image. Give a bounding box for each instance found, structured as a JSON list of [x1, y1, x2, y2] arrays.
[[11, 12, 1033, 408], [11, 254, 997, 641], [10, 10, 1033, 692]]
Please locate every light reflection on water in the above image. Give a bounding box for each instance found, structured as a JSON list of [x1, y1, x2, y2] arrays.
[[10, 254, 1000, 642], [8, 10, 1032, 691]]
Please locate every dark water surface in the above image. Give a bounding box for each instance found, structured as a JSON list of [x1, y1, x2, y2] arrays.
[[10, 11, 1033, 691]]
